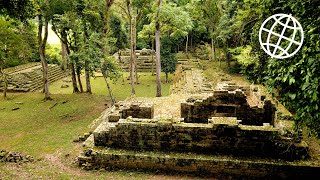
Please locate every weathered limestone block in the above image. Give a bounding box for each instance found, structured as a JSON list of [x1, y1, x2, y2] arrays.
[[93, 117, 308, 160], [108, 113, 120, 122], [116, 49, 155, 72], [181, 87, 276, 126], [121, 102, 154, 119], [79, 147, 320, 178]]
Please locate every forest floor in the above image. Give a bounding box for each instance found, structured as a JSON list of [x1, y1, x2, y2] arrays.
[[1, 62, 319, 179]]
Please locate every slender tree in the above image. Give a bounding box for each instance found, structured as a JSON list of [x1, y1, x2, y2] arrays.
[[155, 0, 162, 97], [37, 0, 51, 100]]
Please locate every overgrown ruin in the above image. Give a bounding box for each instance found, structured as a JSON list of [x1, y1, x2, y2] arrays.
[[115, 49, 156, 72], [78, 66, 320, 178], [0, 63, 67, 92]]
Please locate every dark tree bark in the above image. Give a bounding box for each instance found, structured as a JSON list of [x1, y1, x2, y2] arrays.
[[70, 62, 79, 93], [83, 24, 92, 94], [155, 0, 162, 97], [85, 61, 92, 94], [76, 66, 83, 93]]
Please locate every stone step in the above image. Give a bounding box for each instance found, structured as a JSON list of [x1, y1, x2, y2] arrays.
[[30, 73, 66, 91], [5, 62, 41, 75], [79, 147, 320, 178]]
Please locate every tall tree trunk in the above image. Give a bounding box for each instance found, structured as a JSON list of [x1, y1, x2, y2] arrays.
[[83, 24, 92, 94], [211, 38, 215, 61], [102, 0, 114, 54], [190, 31, 193, 48], [102, 0, 116, 103], [151, 41, 155, 76], [61, 40, 68, 70], [76, 66, 83, 93], [61, 31, 79, 93], [185, 35, 188, 53], [127, 0, 135, 95], [70, 62, 79, 93], [155, 0, 162, 97], [0, 67, 8, 98], [38, 14, 51, 100], [102, 70, 116, 105], [85, 61, 92, 94], [133, 15, 138, 84]]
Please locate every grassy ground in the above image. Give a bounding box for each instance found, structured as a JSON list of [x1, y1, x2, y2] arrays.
[[1, 72, 200, 179], [50, 72, 172, 100]]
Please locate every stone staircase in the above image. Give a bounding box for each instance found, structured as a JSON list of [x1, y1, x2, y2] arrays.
[[3, 62, 41, 74], [170, 67, 213, 94], [118, 55, 155, 72], [115, 49, 156, 72], [176, 58, 200, 70], [1, 63, 67, 92]]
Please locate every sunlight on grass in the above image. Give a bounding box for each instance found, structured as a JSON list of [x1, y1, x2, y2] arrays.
[[50, 72, 172, 100], [0, 93, 107, 157], [0, 72, 172, 158]]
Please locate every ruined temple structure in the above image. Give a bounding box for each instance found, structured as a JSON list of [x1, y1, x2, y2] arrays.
[[77, 58, 319, 178], [181, 84, 276, 126], [114, 49, 155, 72], [78, 81, 320, 178], [0, 63, 67, 92]]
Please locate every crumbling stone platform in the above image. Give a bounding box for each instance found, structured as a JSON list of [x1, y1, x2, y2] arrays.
[[0, 63, 67, 92], [115, 49, 156, 72], [78, 147, 320, 178], [181, 88, 276, 125], [79, 75, 320, 177], [92, 117, 307, 160]]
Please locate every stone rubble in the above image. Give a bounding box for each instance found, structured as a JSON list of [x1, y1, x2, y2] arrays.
[[0, 150, 34, 163]]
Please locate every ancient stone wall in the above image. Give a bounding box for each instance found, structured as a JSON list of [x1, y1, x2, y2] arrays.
[[93, 117, 307, 160], [79, 148, 319, 178], [181, 89, 276, 125], [116, 49, 155, 72], [106, 101, 154, 122]]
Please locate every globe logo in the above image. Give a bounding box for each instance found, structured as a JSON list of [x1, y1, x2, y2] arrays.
[[259, 14, 304, 59]]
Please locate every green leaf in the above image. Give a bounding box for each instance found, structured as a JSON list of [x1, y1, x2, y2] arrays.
[[289, 93, 296, 100], [312, 92, 318, 101], [289, 78, 295, 85]]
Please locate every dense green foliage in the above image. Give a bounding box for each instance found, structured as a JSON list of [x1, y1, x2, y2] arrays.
[[109, 15, 128, 54], [0, 0, 35, 22], [0, 1, 38, 68], [161, 37, 177, 81], [0, 16, 37, 68], [222, 0, 320, 134]]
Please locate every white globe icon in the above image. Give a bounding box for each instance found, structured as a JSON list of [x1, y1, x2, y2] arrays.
[[259, 14, 304, 59]]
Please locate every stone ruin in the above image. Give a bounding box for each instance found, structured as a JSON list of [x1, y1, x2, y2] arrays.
[[115, 49, 156, 72], [77, 83, 319, 178], [107, 101, 154, 122], [181, 87, 276, 126], [115, 49, 204, 73], [0, 63, 67, 92]]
